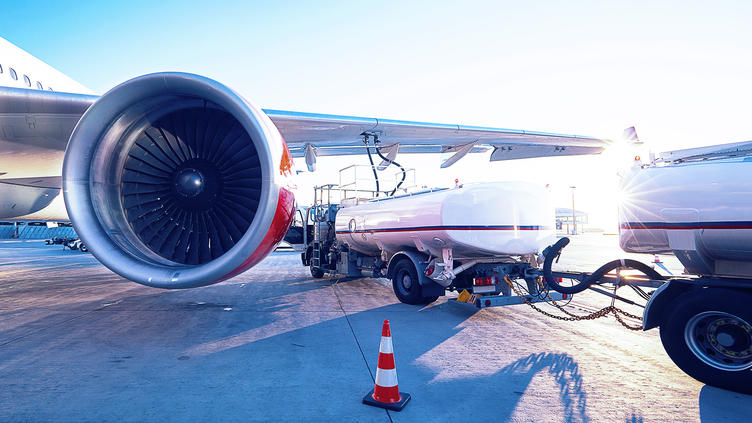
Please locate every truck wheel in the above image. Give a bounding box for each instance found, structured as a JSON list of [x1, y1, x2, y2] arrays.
[[310, 266, 325, 279], [659, 288, 752, 394], [391, 259, 437, 305]]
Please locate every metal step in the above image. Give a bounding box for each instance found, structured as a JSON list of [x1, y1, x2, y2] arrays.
[[312, 241, 320, 267]]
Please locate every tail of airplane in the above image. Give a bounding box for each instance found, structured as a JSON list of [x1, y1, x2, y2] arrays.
[[622, 126, 654, 166], [622, 126, 641, 145]]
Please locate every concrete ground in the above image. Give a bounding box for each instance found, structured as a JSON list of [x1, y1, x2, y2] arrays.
[[1, 235, 751, 422]]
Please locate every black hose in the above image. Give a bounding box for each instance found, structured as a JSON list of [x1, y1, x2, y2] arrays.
[[364, 140, 380, 197], [542, 237, 666, 294], [375, 146, 406, 196], [542, 237, 572, 290]]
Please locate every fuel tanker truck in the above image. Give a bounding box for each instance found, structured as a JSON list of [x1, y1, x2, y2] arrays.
[[613, 142, 752, 394], [297, 143, 752, 394], [300, 180, 564, 307]]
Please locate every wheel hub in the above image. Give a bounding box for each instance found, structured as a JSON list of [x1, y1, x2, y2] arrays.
[[685, 311, 752, 371], [401, 273, 412, 290], [717, 332, 734, 348]]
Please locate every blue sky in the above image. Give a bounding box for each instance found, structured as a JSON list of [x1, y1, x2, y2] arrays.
[[2, 1, 751, 228], [3, 1, 750, 141]]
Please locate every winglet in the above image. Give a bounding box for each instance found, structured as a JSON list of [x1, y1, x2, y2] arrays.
[[622, 126, 642, 145]]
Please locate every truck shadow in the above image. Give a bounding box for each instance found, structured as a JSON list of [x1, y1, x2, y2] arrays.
[[698, 385, 752, 422]]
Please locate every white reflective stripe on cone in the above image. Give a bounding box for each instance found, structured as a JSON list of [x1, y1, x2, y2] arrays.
[[379, 336, 393, 354], [375, 367, 398, 388]]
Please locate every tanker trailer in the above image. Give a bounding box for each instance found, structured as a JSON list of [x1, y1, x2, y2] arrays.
[[618, 149, 752, 393], [301, 181, 564, 306], [539, 142, 752, 394]]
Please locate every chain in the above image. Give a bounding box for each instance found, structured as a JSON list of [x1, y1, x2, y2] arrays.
[[503, 277, 643, 331]]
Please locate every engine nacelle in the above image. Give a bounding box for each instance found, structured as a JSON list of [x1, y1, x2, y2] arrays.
[[63, 73, 295, 288]]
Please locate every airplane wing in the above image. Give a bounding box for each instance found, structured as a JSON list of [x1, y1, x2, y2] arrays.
[[0, 87, 608, 181], [0, 87, 96, 151], [267, 109, 609, 170]]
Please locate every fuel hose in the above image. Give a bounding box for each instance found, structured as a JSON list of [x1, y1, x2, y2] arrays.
[[375, 146, 406, 196], [542, 237, 665, 294], [364, 140, 380, 197]]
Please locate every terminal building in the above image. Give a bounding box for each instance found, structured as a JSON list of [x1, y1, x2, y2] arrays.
[[555, 208, 588, 235], [0, 221, 77, 239]]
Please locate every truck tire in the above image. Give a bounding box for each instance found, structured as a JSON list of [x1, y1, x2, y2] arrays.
[[310, 266, 325, 279], [391, 259, 438, 305], [659, 288, 752, 394]]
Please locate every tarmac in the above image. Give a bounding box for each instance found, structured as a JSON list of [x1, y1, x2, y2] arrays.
[[1, 235, 751, 422]]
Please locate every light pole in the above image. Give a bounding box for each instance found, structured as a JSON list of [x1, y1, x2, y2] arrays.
[[569, 186, 576, 235]]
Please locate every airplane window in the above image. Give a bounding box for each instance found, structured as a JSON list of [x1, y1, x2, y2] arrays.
[[23, 75, 31, 87], [36, 81, 43, 90], [9, 67, 17, 80]]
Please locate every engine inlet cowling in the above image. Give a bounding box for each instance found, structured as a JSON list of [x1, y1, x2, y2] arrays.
[[63, 73, 294, 288]]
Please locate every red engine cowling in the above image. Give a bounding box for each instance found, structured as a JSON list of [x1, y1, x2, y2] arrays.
[[62, 73, 295, 288]]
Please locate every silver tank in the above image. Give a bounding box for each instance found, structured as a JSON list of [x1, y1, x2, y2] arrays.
[[618, 158, 752, 277]]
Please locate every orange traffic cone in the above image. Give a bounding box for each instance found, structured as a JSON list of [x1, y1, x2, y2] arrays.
[[362, 320, 411, 411]]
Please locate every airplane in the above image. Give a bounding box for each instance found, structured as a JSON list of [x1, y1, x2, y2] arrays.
[[0, 35, 608, 289]]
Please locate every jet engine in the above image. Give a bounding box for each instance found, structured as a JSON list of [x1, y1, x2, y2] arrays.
[[62, 73, 295, 288]]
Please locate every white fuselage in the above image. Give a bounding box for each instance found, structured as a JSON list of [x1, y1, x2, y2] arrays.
[[0, 37, 95, 221], [618, 158, 752, 276], [334, 182, 556, 259], [0, 37, 93, 94]]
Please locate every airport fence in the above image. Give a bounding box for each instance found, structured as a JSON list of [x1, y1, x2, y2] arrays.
[[0, 222, 77, 239]]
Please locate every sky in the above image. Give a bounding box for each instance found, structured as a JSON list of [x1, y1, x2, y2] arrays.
[[2, 0, 751, 229]]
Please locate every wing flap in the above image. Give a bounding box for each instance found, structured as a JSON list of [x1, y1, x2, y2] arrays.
[[489, 144, 606, 161], [266, 109, 609, 164]]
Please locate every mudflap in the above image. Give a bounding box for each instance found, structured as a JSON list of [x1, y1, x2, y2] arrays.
[[387, 250, 446, 297], [420, 278, 446, 297]]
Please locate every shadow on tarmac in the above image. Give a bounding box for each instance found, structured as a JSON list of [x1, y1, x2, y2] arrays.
[[0, 279, 595, 422], [698, 385, 752, 423], [5, 246, 750, 422], [494, 352, 588, 422]]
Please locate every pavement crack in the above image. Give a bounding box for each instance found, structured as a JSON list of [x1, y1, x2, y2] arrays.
[[331, 281, 375, 381]]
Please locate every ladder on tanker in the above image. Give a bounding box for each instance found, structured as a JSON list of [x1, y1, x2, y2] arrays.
[[311, 241, 322, 268]]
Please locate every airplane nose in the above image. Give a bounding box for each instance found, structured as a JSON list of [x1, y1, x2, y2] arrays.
[[175, 168, 205, 198]]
